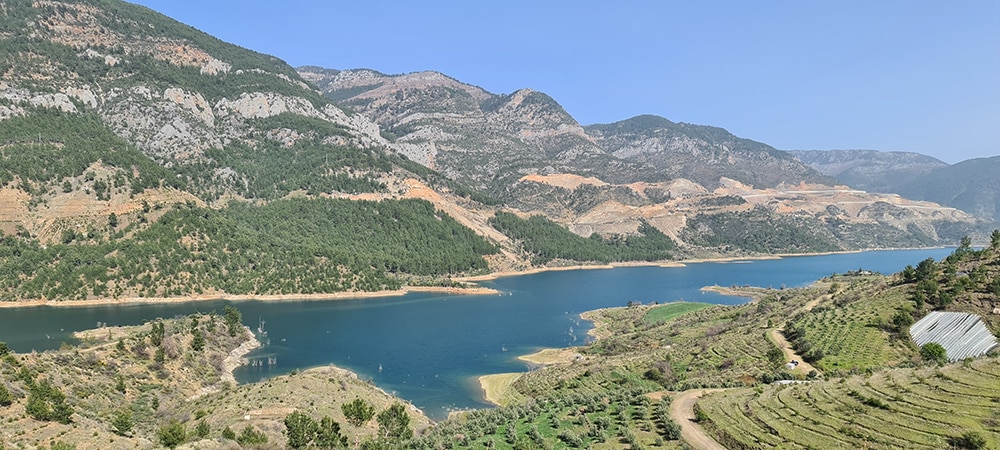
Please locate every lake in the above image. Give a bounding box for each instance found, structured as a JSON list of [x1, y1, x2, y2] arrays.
[[0, 248, 953, 419]]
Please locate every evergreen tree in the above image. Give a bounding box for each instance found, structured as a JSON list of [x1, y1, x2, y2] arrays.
[[316, 416, 349, 449], [342, 398, 375, 427], [157, 420, 187, 449], [284, 411, 318, 449], [112, 409, 134, 436], [376, 403, 413, 441]]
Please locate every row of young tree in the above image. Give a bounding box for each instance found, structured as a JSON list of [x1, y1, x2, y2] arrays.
[[489, 211, 675, 264]]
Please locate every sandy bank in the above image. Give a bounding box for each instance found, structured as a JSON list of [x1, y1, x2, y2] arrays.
[[478, 372, 524, 406], [459, 261, 689, 282], [518, 347, 583, 365], [478, 346, 588, 407], [0, 285, 500, 309]]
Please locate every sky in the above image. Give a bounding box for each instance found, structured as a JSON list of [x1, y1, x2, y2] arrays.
[[129, 1, 999, 164]]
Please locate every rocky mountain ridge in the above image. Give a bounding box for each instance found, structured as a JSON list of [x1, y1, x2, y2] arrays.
[[789, 149, 948, 195], [301, 66, 987, 247], [0, 0, 989, 300], [792, 150, 999, 222], [301, 67, 835, 194]]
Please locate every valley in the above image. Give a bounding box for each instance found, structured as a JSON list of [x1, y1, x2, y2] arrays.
[[0, 0, 997, 448]]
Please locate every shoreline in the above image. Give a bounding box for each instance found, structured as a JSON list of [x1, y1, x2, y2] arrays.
[[460, 246, 947, 283], [0, 246, 947, 309], [0, 285, 501, 309]]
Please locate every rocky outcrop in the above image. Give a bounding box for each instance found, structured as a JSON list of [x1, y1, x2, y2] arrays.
[[300, 67, 657, 194], [586, 115, 832, 190], [792, 150, 999, 222]]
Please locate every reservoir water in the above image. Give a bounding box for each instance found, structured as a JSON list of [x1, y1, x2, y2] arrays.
[[0, 248, 953, 419]]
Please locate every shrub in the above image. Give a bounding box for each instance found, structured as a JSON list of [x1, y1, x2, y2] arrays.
[[112, 409, 133, 436], [237, 424, 268, 446], [157, 420, 187, 449], [920, 343, 947, 364], [950, 431, 987, 449]]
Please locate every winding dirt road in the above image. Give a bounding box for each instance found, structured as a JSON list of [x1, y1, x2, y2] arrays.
[[667, 293, 831, 448], [669, 389, 728, 450]]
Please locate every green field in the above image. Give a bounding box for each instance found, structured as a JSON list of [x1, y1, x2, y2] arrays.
[[644, 302, 716, 325]]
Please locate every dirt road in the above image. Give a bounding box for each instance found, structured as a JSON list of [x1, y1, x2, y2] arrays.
[[768, 328, 819, 375], [766, 292, 828, 376], [669, 388, 728, 450]]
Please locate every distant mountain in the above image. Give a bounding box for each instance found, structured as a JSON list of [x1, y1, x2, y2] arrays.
[[894, 156, 1000, 223], [299, 68, 832, 194], [792, 150, 999, 222], [299, 68, 659, 194], [588, 115, 834, 190], [790, 150, 948, 194], [0, 0, 986, 308]]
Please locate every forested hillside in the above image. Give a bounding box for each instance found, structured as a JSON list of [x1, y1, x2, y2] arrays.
[[0, 198, 495, 301], [0, 0, 990, 307]]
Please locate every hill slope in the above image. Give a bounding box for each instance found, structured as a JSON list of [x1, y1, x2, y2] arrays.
[[419, 236, 1000, 449], [894, 156, 1000, 222], [793, 150, 1000, 222], [588, 115, 834, 190], [789, 149, 948, 194]]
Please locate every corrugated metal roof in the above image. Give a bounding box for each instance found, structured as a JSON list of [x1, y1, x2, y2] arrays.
[[910, 311, 998, 362]]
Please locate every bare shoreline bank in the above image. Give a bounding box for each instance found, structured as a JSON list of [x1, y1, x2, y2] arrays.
[[0, 285, 501, 309], [460, 246, 948, 283], [1, 246, 945, 309]]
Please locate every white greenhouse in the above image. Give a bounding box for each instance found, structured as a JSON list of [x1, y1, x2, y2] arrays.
[[910, 311, 999, 362]]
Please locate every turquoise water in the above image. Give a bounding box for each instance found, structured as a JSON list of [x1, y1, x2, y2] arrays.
[[0, 248, 953, 419]]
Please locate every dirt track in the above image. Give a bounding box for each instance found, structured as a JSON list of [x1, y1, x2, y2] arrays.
[[669, 389, 728, 450], [769, 328, 819, 375]]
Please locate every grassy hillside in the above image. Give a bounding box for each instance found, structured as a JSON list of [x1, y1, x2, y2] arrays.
[[0, 308, 430, 449], [699, 359, 999, 449], [416, 237, 999, 449]]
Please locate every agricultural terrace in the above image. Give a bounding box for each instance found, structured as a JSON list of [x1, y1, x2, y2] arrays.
[[784, 275, 918, 373], [697, 356, 1000, 449], [415, 389, 689, 449]]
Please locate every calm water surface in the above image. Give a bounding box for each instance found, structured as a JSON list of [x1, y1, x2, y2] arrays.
[[0, 248, 952, 419]]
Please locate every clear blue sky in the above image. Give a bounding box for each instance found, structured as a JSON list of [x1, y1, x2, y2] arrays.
[[130, 0, 999, 164]]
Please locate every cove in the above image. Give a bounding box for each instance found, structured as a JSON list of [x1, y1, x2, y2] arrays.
[[0, 248, 953, 420]]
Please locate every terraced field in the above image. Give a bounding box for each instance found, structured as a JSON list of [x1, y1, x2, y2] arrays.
[[698, 357, 1000, 449], [787, 282, 914, 372]]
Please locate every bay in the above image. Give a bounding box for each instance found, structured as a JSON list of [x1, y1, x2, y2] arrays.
[[0, 248, 952, 419]]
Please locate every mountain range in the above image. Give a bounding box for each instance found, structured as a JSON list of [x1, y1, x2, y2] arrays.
[[792, 150, 1000, 222], [0, 0, 993, 303]]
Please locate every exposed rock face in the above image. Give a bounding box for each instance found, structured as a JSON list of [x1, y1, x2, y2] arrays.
[[299, 68, 658, 195], [302, 68, 834, 199], [513, 172, 980, 250], [1, 0, 388, 164], [586, 115, 832, 190]]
